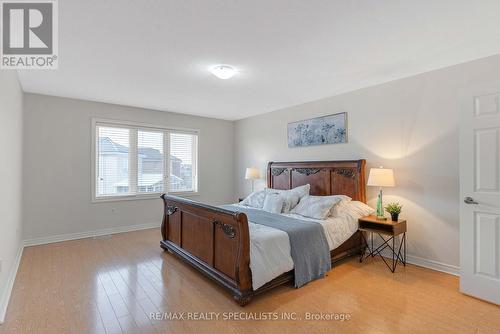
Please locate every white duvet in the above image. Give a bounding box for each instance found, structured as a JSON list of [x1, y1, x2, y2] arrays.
[[236, 203, 363, 290]]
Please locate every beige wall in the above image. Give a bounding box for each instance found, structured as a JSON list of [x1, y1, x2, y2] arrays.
[[235, 54, 500, 270], [0, 71, 23, 320], [22, 94, 234, 241]]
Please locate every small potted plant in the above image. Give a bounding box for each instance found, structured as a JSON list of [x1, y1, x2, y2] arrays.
[[385, 202, 402, 222]]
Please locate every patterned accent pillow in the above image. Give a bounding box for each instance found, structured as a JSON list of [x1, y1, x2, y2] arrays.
[[240, 190, 267, 208], [290, 195, 342, 220], [264, 189, 297, 213], [327, 195, 352, 216], [242, 184, 311, 212], [331, 200, 375, 218], [264, 184, 310, 213], [262, 193, 285, 214], [289, 184, 310, 201]]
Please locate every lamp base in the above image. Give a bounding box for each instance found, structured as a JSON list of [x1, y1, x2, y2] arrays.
[[376, 188, 385, 220]]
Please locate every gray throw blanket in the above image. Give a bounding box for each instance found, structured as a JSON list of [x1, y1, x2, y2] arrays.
[[221, 205, 331, 288]]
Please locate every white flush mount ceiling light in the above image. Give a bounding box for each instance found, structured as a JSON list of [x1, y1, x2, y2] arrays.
[[210, 64, 237, 79]]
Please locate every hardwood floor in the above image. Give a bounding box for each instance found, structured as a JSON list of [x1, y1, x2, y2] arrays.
[[1, 228, 499, 334]]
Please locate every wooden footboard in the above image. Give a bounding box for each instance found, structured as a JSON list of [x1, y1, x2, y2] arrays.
[[160, 194, 253, 305]]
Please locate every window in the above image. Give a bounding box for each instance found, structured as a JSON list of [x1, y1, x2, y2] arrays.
[[93, 119, 198, 201]]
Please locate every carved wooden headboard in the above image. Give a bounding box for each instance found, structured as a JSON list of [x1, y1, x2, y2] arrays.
[[267, 160, 366, 202]]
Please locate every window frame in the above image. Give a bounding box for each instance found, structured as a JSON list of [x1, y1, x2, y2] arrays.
[[91, 118, 199, 203]]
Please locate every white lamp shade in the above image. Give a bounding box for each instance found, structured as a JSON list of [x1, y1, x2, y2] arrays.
[[367, 167, 395, 187], [245, 167, 261, 180]]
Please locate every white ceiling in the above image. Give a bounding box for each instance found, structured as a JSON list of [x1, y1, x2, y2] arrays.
[[18, 0, 500, 120]]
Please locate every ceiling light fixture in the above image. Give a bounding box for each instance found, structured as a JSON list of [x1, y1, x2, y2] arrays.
[[210, 64, 237, 80]]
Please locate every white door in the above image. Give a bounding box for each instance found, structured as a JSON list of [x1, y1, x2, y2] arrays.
[[460, 82, 500, 305]]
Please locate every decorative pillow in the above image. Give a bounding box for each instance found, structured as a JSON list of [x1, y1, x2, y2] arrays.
[[262, 193, 285, 214], [290, 195, 342, 220], [240, 189, 267, 208], [289, 184, 310, 201], [264, 184, 310, 213], [332, 195, 352, 202], [331, 200, 375, 218], [327, 195, 352, 216], [264, 189, 297, 213]]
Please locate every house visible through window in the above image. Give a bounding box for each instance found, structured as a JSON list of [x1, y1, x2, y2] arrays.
[[138, 130, 164, 194], [94, 120, 198, 200], [170, 133, 195, 192]]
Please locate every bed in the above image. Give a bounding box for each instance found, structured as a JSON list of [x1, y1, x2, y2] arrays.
[[160, 160, 366, 305]]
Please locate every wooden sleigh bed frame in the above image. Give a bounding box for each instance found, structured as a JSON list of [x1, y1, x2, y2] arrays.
[[160, 160, 366, 305]]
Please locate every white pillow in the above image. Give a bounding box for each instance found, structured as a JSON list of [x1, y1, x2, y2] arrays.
[[327, 195, 352, 216], [262, 193, 285, 214], [332, 195, 352, 202], [240, 190, 267, 208], [290, 195, 342, 220], [264, 189, 297, 213], [331, 200, 375, 218], [289, 184, 310, 200], [264, 184, 310, 213]]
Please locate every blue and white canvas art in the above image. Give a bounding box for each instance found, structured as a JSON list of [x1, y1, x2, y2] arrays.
[[287, 112, 347, 148]]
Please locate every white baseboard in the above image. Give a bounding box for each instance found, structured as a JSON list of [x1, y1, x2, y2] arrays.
[[23, 222, 161, 247], [379, 249, 460, 276], [406, 254, 460, 276], [0, 245, 24, 324]]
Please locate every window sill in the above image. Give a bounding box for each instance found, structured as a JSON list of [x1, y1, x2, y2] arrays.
[[168, 191, 200, 198], [93, 192, 199, 203]]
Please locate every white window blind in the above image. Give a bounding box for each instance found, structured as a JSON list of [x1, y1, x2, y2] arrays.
[[138, 130, 164, 193], [94, 120, 198, 200], [170, 133, 197, 192], [97, 126, 130, 197]]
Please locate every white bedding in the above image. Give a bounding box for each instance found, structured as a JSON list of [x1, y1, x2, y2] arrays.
[[237, 203, 362, 290]]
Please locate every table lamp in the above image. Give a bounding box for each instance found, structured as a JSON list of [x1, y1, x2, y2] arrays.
[[245, 167, 261, 193], [367, 167, 395, 220]]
